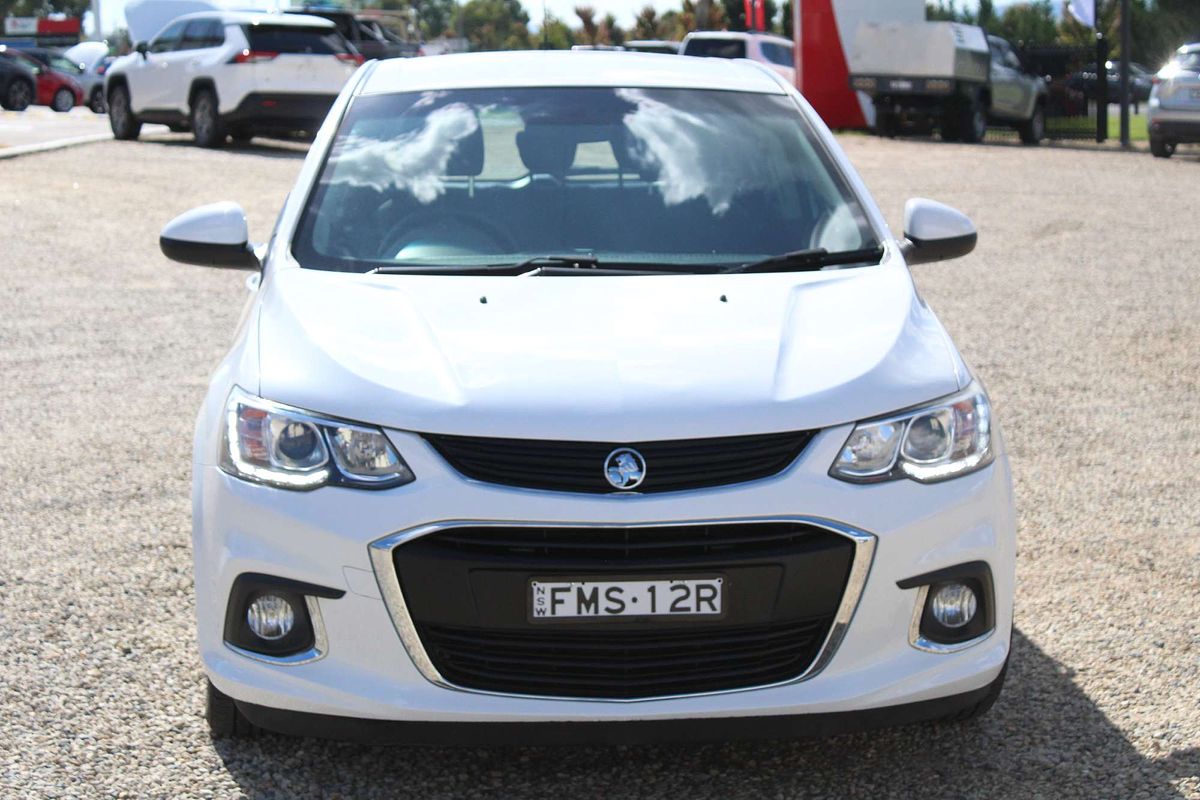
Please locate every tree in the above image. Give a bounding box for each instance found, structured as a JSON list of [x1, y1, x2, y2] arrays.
[[680, 0, 725, 34], [780, 0, 792, 37], [658, 9, 684, 40], [633, 6, 662, 39], [994, 0, 1057, 46], [0, 0, 90, 18], [458, 0, 531, 50], [411, 0, 460, 39], [533, 13, 575, 48], [926, 1, 972, 23], [575, 5, 598, 44], [600, 12, 626, 45]]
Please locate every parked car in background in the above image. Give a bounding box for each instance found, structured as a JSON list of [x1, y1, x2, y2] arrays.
[[0, 46, 84, 111], [0, 48, 37, 110], [682, 31, 795, 84], [624, 40, 680, 55], [1148, 43, 1200, 158], [284, 7, 415, 59], [159, 51, 1014, 743], [63, 40, 113, 113], [105, 11, 361, 147], [849, 24, 1047, 144], [1069, 60, 1154, 107]]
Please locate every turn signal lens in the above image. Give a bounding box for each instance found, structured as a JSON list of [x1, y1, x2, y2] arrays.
[[328, 425, 414, 484]]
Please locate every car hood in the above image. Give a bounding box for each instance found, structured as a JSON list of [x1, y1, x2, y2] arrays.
[[255, 258, 966, 440]]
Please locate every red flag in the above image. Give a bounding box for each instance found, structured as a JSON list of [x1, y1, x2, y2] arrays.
[[744, 0, 753, 29]]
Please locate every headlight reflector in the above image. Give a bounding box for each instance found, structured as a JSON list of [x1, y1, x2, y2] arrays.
[[220, 387, 414, 490], [831, 383, 993, 484]]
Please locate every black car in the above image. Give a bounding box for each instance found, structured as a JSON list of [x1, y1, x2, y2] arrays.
[[0, 49, 36, 111], [284, 7, 416, 60]]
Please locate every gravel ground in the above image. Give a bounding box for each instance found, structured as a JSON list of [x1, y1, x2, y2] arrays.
[[0, 133, 1197, 799]]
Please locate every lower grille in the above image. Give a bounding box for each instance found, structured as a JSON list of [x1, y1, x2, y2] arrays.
[[391, 522, 857, 700], [420, 617, 833, 699], [422, 430, 815, 493]]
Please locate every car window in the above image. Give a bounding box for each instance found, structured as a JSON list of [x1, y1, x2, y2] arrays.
[[683, 38, 746, 59], [181, 19, 224, 50], [1176, 51, 1200, 71], [150, 20, 187, 53], [760, 41, 793, 68], [293, 87, 878, 273], [244, 24, 349, 54], [49, 54, 83, 74]]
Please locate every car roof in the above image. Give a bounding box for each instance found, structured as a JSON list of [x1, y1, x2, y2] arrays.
[[362, 50, 786, 95], [170, 10, 335, 28], [682, 30, 792, 46]]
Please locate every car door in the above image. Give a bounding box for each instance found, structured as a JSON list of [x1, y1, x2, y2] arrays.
[[128, 19, 187, 112], [179, 19, 225, 96], [988, 38, 1030, 120]]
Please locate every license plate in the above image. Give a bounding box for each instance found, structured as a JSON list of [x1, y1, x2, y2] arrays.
[[530, 577, 723, 620]]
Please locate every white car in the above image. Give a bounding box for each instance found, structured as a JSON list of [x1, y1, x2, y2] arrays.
[[105, 11, 361, 147], [161, 51, 1014, 743], [1148, 43, 1200, 158], [682, 31, 795, 85]]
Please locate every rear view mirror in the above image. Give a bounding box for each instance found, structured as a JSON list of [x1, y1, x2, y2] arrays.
[[160, 202, 260, 269], [135, 41, 148, 57], [901, 198, 977, 265]]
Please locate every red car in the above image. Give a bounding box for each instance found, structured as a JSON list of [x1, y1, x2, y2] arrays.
[[0, 47, 83, 111]]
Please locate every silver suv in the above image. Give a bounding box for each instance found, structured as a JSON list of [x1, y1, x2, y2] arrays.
[[1149, 43, 1200, 158]]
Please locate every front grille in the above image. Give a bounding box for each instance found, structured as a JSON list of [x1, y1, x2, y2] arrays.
[[420, 617, 833, 699], [432, 522, 831, 560], [392, 522, 855, 699], [422, 430, 815, 493]]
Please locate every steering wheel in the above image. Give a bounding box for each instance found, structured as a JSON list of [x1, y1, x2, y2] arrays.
[[380, 209, 518, 261]]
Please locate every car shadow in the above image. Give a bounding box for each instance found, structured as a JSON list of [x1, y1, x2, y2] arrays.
[[137, 133, 309, 160], [210, 629, 1197, 798]]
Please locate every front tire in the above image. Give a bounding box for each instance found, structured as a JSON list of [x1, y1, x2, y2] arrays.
[[108, 85, 142, 140], [1150, 136, 1175, 159], [958, 96, 988, 144], [205, 680, 259, 739], [1018, 104, 1045, 145], [51, 87, 75, 113], [88, 87, 106, 114], [190, 89, 225, 148], [3, 79, 33, 111]]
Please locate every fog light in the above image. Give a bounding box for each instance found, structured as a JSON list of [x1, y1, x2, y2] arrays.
[[930, 583, 977, 629], [246, 594, 295, 640]]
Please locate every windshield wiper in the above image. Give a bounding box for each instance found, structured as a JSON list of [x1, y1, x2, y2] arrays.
[[367, 256, 601, 276], [368, 255, 715, 277], [724, 246, 885, 274]]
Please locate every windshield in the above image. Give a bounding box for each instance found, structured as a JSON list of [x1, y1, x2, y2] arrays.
[[293, 87, 877, 273]]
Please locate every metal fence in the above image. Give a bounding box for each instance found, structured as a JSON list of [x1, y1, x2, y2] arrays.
[[1019, 38, 1109, 142]]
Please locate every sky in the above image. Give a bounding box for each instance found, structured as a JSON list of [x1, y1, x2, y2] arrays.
[[89, 0, 1019, 42]]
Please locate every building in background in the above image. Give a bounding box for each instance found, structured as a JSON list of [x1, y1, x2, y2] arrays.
[[2, 16, 83, 48], [793, 0, 922, 128]]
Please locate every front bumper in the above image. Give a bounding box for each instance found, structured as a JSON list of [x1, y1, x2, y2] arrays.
[[193, 424, 1015, 729]]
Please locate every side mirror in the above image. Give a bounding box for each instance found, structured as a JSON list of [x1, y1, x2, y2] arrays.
[[900, 198, 977, 265], [160, 202, 260, 269], [135, 41, 148, 58]]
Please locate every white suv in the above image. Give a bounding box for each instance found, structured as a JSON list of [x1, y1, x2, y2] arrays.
[[105, 11, 361, 147], [682, 31, 795, 85], [1148, 43, 1200, 158]]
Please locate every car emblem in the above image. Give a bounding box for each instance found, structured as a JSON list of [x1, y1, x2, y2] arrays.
[[604, 448, 647, 490]]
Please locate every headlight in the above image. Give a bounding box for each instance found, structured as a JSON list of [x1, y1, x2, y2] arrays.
[[220, 387, 415, 490], [830, 382, 993, 484]]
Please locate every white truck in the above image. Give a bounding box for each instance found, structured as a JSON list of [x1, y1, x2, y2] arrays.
[[848, 21, 1047, 144]]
